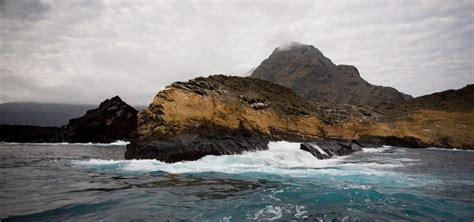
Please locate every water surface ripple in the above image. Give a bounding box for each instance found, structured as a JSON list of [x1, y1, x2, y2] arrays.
[[0, 142, 473, 221]]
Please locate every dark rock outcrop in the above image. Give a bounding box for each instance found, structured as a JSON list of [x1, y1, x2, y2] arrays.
[[59, 96, 138, 143], [0, 96, 138, 143], [250, 42, 412, 105], [125, 133, 268, 162], [300, 140, 363, 159]]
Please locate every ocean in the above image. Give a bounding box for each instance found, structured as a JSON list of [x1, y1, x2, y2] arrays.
[[0, 141, 473, 221]]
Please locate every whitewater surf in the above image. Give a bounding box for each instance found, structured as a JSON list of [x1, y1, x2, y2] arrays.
[[1, 141, 473, 221]]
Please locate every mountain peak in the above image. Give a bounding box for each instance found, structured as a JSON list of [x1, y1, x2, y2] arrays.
[[109, 95, 123, 102], [274, 42, 325, 56], [251, 43, 412, 105]]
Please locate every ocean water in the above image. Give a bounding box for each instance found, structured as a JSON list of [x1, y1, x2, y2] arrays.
[[0, 141, 473, 221]]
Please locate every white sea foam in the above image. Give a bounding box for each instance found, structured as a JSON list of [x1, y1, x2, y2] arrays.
[[249, 205, 282, 220], [313, 145, 329, 156], [294, 205, 308, 219], [427, 147, 474, 152], [0, 140, 130, 146], [73, 141, 410, 177], [74, 141, 345, 176], [362, 147, 391, 153]]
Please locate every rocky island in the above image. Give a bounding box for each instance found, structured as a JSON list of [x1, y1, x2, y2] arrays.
[[125, 74, 473, 162]]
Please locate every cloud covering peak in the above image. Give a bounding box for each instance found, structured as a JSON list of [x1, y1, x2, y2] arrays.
[[276, 42, 308, 52]]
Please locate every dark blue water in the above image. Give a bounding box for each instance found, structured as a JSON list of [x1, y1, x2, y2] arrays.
[[0, 141, 473, 221]]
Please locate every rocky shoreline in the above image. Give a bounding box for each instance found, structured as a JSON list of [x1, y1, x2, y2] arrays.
[[124, 75, 473, 162]]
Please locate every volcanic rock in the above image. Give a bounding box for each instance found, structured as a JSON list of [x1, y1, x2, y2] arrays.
[[59, 96, 138, 143], [300, 140, 363, 159]]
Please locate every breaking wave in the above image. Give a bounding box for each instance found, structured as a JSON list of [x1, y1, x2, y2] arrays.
[[73, 141, 408, 177]]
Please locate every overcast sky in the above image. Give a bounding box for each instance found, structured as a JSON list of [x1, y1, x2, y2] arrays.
[[1, 0, 473, 105]]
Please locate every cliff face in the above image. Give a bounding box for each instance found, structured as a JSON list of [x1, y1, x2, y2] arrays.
[[126, 75, 326, 162], [126, 75, 474, 162], [135, 75, 325, 141], [250, 42, 412, 105]]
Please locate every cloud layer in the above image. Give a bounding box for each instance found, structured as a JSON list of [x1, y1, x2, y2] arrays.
[[1, 0, 473, 105]]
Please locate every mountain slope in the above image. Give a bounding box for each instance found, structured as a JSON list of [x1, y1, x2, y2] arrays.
[[250, 42, 412, 105]]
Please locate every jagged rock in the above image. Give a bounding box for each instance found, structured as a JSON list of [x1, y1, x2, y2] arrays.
[[300, 140, 363, 159], [250, 42, 413, 105], [59, 96, 138, 143]]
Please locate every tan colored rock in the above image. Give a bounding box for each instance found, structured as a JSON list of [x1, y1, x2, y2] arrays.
[[127, 76, 473, 162]]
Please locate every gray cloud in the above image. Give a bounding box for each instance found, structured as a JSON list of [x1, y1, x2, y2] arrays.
[[0, 0, 473, 105]]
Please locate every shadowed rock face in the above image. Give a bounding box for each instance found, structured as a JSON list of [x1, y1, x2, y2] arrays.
[[59, 96, 138, 143], [126, 75, 474, 162], [250, 42, 412, 105], [125, 133, 269, 162]]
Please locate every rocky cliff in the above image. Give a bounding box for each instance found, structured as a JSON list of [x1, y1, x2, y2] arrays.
[[125, 75, 323, 161], [126, 75, 473, 162], [58, 96, 138, 143], [250, 42, 412, 105]]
